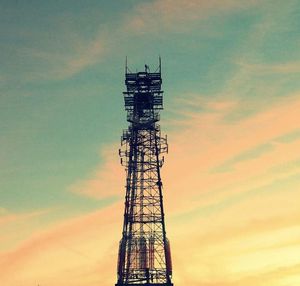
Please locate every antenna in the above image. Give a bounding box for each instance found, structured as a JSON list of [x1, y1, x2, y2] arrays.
[[116, 60, 173, 286], [159, 55, 161, 73]]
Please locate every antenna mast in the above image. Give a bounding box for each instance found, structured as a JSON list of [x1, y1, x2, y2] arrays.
[[115, 60, 173, 286]]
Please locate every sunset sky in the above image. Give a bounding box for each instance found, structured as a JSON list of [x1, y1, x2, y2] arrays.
[[1, 0, 300, 285]]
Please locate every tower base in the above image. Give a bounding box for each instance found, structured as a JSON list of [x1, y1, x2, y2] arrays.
[[115, 282, 173, 286]]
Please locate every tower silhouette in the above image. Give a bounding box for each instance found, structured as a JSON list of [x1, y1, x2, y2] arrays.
[[115, 59, 173, 286]]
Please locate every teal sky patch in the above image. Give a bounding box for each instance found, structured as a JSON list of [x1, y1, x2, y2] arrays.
[[1, 0, 300, 224]]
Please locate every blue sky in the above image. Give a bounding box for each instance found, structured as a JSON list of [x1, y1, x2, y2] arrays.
[[1, 1, 300, 285]]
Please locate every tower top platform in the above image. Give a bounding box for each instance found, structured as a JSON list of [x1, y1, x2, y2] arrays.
[[123, 60, 164, 113]]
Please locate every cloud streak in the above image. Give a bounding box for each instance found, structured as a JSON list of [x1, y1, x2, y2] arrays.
[[22, 34, 105, 81], [0, 202, 122, 284], [0, 208, 52, 227], [125, 0, 259, 33], [1, 1, 300, 285], [69, 144, 123, 199]]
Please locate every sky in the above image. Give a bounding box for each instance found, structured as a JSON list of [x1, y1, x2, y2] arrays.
[[0, 0, 300, 285]]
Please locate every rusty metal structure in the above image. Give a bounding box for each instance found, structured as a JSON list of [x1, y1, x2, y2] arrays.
[[115, 59, 173, 286]]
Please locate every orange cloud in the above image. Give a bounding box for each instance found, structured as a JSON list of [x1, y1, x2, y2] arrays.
[[0, 202, 123, 285], [69, 93, 300, 219], [7, 92, 298, 286], [69, 144, 123, 199], [0, 209, 52, 226], [44, 92, 300, 286]]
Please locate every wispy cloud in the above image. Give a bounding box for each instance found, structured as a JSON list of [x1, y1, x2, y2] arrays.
[[69, 144, 123, 199], [69, 90, 300, 223], [0, 203, 122, 284], [1, 1, 300, 285], [237, 61, 300, 75], [211, 129, 300, 173], [125, 0, 259, 33], [21, 35, 105, 82], [0, 208, 52, 227], [212, 143, 274, 173]]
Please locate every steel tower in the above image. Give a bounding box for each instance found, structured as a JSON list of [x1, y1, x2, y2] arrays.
[[115, 59, 173, 286]]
